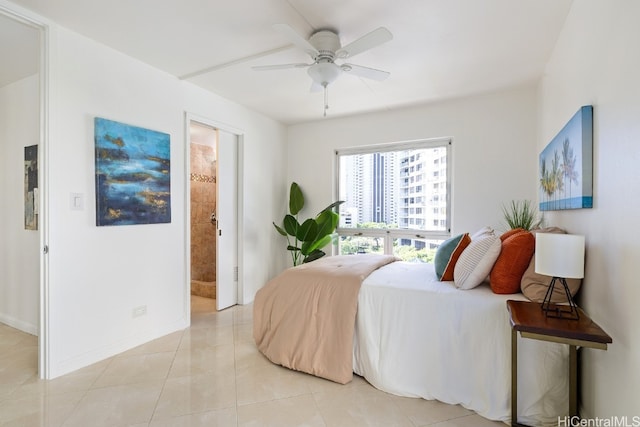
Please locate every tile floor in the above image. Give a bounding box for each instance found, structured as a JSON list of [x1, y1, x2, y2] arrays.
[[0, 296, 505, 426]]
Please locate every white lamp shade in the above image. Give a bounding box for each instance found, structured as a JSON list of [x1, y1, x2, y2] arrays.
[[535, 233, 585, 279]]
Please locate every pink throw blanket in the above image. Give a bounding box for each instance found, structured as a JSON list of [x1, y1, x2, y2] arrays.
[[253, 254, 397, 384]]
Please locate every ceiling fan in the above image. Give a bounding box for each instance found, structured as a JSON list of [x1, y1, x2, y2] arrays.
[[253, 24, 393, 116]]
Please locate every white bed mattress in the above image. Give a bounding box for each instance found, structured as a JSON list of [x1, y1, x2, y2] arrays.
[[353, 261, 569, 426]]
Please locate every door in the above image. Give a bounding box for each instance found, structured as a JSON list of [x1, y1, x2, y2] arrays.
[[215, 129, 238, 310]]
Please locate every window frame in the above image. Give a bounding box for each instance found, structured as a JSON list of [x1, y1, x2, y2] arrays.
[[334, 137, 452, 256]]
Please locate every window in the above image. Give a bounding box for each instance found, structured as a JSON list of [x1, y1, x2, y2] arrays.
[[336, 138, 451, 262]]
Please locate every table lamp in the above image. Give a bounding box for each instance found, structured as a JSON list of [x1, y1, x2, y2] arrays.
[[535, 233, 585, 320]]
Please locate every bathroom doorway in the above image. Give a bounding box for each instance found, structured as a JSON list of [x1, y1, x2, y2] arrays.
[[187, 117, 239, 312], [189, 122, 218, 302]]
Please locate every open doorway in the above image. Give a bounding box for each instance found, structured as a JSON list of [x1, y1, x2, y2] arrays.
[[187, 117, 240, 313], [189, 122, 218, 305], [0, 8, 48, 377]]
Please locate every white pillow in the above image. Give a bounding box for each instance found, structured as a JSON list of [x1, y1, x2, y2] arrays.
[[454, 232, 502, 290], [471, 226, 494, 240]]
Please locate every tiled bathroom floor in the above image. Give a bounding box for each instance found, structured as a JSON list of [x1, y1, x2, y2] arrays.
[[0, 296, 505, 426]]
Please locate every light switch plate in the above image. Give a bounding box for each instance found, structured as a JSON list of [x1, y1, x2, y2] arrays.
[[70, 193, 84, 210]]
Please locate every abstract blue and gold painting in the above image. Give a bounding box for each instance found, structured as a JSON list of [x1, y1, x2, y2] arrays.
[[539, 106, 593, 211], [94, 117, 171, 226]]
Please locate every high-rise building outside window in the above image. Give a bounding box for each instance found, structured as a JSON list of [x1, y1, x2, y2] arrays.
[[335, 138, 451, 262]]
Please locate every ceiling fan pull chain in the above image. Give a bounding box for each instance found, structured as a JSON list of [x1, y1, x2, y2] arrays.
[[324, 84, 329, 117]]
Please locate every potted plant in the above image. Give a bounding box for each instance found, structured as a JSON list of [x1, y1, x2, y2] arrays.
[[273, 182, 344, 266], [502, 199, 542, 231]]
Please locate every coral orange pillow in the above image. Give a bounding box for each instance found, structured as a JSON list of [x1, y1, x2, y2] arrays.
[[500, 227, 525, 242], [490, 230, 535, 294]]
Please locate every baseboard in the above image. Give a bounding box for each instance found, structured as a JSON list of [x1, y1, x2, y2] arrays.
[[47, 316, 189, 379], [0, 312, 38, 335]]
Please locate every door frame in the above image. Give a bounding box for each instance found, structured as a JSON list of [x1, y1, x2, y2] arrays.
[[0, 4, 50, 379], [184, 113, 244, 315]]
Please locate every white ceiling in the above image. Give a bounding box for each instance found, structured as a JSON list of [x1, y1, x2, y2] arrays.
[[2, 0, 572, 124]]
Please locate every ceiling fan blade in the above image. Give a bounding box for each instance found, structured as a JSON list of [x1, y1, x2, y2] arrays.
[[273, 23, 319, 58], [252, 63, 311, 71], [341, 63, 390, 81], [336, 27, 393, 59]]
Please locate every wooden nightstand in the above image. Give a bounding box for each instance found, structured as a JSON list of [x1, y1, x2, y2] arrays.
[[506, 300, 612, 427]]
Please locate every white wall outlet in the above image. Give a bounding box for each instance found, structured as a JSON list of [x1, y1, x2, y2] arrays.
[[132, 305, 147, 318]]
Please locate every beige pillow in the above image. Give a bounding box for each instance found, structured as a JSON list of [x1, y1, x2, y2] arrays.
[[520, 227, 582, 302]]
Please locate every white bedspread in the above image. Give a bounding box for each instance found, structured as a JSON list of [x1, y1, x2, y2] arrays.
[[353, 261, 569, 426]]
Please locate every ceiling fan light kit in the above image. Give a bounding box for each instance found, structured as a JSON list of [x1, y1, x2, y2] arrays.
[[307, 62, 341, 86], [253, 24, 393, 117]]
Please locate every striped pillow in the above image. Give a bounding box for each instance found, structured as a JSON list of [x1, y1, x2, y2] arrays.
[[453, 231, 502, 290]]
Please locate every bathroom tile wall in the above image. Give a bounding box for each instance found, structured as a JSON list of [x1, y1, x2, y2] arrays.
[[190, 144, 216, 285]]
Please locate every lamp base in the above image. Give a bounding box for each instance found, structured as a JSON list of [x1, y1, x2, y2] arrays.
[[541, 277, 580, 320]]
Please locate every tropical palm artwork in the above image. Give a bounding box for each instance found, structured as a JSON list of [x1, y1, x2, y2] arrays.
[[539, 106, 593, 211], [94, 117, 171, 226]]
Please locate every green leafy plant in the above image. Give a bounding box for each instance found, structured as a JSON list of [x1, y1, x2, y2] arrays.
[[502, 200, 542, 231], [273, 182, 344, 266]]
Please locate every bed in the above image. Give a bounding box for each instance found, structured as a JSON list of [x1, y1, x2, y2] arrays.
[[253, 254, 569, 426]]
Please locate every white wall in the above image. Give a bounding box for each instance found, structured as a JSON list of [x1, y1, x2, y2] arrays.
[[41, 23, 287, 377], [287, 85, 539, 237], [0, 74, 40, 334], [536, 0, 640, 417]]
